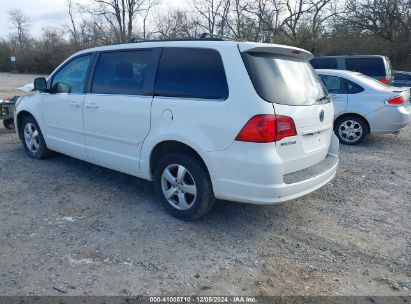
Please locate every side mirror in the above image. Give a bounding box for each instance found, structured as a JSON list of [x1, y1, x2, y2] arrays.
[[54, 82, 71, 94], [33, 78, 47, 91]]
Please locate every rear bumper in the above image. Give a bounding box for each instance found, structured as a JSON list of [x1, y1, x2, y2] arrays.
[[207, 134, 339, 205], [367, 105, 411, 134]]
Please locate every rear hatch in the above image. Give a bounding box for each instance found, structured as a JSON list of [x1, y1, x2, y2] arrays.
[[240, 43, 334, 174]]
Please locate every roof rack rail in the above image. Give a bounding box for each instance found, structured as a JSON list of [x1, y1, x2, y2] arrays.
[[199, 33, 237, 41], [128, 33, 237, 44]]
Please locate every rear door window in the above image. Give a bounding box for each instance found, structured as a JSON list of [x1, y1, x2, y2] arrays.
[[346, 58, 385, 77], [154, 48, 229, 100], [346, 80, 364, 94], [92, 50, 153, 95], [310, 58, 338, 69], [319, 75, 345, 94]]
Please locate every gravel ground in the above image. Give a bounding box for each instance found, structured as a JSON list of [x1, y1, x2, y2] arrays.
[[0, 74, 410, 296], [0, 73, 44, 99]]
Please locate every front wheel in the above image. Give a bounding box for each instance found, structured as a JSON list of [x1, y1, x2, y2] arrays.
[[154, 153, 215, 221], [334, 116, 368, 145], [21, 115, 51, 159]]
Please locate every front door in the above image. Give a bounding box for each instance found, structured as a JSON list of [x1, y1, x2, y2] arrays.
[[83, 49, 158, 175], [42, 54, 93, 160]]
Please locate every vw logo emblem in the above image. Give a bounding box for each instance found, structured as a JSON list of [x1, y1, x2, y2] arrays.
[[319, 110, 325, 122]]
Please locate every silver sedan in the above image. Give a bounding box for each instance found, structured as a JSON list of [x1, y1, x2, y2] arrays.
[[316, 69, 411, 145]]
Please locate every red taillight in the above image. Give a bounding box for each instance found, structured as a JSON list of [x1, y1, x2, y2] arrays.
[[275, 115, 297, 141], [235, 115, 275, 143], [235, 115, 296, 143], [378, 78, 389, 85], [385, 96, 405, 106]]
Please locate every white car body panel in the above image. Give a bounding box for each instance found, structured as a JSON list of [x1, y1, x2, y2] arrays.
[[273, 102, 334, 175], [83, 94, 152, 176], [41, 93, 88, 160]]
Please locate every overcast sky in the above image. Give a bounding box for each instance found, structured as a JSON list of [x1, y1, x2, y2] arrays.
[[0, 0, 186, 39]]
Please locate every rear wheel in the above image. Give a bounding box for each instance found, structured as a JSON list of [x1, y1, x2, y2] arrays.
[[334, 115, 368, 145], [154, 153, 215, 221], [3, 119, 14, 130], [21, 115, 51, 159]]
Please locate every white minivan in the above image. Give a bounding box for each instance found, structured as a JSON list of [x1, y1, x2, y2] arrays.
[[15, 36, 339, 220]]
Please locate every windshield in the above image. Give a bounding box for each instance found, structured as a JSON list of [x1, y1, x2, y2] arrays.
[[242, 52, 328, 106]]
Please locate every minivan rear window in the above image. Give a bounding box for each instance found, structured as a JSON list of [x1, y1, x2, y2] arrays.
[[346, 58, 385, 77], [310, 58, 338, 69], [154, 48, 228, 100], [242, 53, 327, 106]]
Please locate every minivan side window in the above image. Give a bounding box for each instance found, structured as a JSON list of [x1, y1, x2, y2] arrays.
[[51, 55, 93, 94], [394, 73, 411, 81], [346, 58, 385, 77], [154, 48, 229, 100], [92, 50, 152, 95], [310, 58, 338, 69]]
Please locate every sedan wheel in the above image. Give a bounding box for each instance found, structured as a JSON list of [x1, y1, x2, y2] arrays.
[[335, 116, 368, 145], [339, 120, 362, 143], [161, 164, 197, 210]]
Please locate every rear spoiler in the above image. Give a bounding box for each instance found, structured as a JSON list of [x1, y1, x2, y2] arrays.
[[238, 42, 313, 60]]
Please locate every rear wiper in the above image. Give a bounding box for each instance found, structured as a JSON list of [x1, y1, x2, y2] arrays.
[[316, 95, 330, 104]]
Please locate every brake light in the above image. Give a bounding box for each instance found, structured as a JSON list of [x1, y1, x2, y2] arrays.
[[385, 96, 404, 106], [378, 78, 389, 85], [275, 115, 297, 141], [235, 115, 296, 143]]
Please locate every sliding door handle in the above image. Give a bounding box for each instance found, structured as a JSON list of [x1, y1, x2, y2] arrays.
[[69, 101, 81, 108], [85, 103, 99, 109]]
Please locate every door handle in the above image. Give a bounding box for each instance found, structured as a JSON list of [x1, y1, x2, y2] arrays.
[[69, 101, 81, 107], [85, 103, 99, 108]]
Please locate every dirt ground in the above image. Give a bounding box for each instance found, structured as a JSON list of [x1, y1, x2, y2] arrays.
[[0, 73, 410, 296], [0, 73, 45, 99]]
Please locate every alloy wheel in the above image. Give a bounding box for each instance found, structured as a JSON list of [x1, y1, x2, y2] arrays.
[[161, 164, 197, 210], [24, 123, 40, 154], [338, 120, 363, 143]]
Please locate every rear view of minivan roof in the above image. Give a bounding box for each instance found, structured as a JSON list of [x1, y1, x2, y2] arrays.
[[75, 36, 313, 61], [313, 54, 387, 58]]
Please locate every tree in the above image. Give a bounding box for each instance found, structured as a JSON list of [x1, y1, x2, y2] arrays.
[[191, 0, 231, 35], [67, 0, 80, 45], [153, 9, 200, 39], [8, 9, 31, 49], [81, 0, 158, 42], [344, 0, 411, 41]]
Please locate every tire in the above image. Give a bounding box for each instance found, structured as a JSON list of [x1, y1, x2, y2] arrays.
[[3, 119, 15, 130], [154, 152, 215, 221], [20, 115, 51, 159], [334, 115, 368, 145]]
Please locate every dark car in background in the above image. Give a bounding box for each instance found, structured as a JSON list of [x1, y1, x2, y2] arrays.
[[310, 55, 393, 85], [393, 71, 411, 87]]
